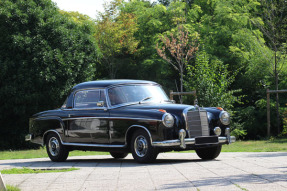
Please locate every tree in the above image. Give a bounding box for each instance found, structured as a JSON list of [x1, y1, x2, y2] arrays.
[[251, 0, 287, 134], [95, 0, 139, 79], [0, 0, 100, 149], [156, 25, 199, 98], [60, 10, 95, 25], [185, 49, 241, 110]]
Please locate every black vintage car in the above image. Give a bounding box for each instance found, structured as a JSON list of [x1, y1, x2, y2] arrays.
[[26, 80, 235, 163]]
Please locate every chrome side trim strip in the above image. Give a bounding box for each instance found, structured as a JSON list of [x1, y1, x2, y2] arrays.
[[62, 116, 161, 122], [62, 142, 126, 148], [34, 116, 63, 121], [43, 130, 126, 148], [152, 136, 236, 147]]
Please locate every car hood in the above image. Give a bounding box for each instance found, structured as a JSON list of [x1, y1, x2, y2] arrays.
[[117, 103, 196, 120], [120, 103, 222, 121], [122, 103, 194, 113]]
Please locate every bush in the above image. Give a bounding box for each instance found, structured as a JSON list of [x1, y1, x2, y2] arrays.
[[0, 0, 100, 150]]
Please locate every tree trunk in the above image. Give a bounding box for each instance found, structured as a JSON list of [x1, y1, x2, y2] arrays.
[[109, 61, 116, 79], [275, 51, 280, 135], [179, 66, 183, 104]]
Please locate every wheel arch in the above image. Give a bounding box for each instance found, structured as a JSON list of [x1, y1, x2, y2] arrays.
[[125, 125, 153, 148], [43, 129, 65, 146]]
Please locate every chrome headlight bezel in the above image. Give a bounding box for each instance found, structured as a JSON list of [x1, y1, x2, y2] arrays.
[[162, 113, 174, 128], [213, 127, 222, 136], [219, 111, 230, 125]]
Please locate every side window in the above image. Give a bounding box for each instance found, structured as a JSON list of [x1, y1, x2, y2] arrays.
[[74, 89, 106, 108], [61, 97, 68, 109]]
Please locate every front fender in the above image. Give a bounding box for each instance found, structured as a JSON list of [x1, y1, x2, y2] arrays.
[[29, 116, 66, 145]]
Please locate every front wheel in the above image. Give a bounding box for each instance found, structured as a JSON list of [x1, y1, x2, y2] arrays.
[[131, 129, 158, 163], [46, 133, 69, 162], [110, 152, 128, 159], [195, 145, 222, 160]]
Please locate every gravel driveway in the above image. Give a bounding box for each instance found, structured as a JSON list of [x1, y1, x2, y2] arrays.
[[0, 152, 287, 191]]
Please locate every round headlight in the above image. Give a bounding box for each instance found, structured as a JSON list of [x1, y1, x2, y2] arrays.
[[213, 127, 222, 136], [219, 111, 230, 125], [162, 113, 174, 128]]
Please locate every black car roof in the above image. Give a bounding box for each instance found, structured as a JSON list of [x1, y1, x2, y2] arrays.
[[72, 79, 158, 91]]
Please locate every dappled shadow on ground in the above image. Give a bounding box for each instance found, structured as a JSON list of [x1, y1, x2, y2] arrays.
[[0, 157, 209, 168], [246, 152, 287, 158], [160, 173, 287, 190], [273, 166, 287, 173]]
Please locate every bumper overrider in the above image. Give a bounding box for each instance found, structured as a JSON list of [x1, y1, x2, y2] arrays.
[[25, 134, 32, 141], [152, 128, 236, 149]]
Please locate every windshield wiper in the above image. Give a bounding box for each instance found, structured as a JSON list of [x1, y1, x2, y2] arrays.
[[139, 97, 152, 104]]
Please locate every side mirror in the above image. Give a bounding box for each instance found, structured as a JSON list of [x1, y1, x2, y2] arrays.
[[97, 101, 105, 107]]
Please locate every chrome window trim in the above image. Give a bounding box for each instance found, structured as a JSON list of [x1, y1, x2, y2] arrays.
[[72, 88, 108, 110], [106, 83, 169, 109], [106, 82, 157, 89], [71, 107, 108, 111]]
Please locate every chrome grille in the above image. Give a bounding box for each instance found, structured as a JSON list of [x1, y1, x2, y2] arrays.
[[185, 110, 209, 138]]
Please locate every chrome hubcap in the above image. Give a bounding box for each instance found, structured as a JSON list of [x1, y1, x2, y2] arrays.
[[134, 135, 148, 157], [48, 137, 60, 157]]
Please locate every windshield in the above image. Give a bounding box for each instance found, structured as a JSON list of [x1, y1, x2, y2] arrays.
[[108, 85, 169, 106]]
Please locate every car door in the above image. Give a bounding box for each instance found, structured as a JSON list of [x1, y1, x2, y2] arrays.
[[66, 89, 110, 144]]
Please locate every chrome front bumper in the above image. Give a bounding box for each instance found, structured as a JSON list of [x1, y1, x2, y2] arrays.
[[25, 134, 32, 141], [152, 129, 236, 148]]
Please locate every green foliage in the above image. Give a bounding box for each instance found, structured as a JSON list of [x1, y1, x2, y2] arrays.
[[0, 0, 286, 148], [108, 0, 286, 138], [0, 0, 100, 150], [280, 108, 287, 137], [231, 127, 247, 140], [95, 0, 139, 78], [185, 50, 241, 110], [233, 99, 279, 139]]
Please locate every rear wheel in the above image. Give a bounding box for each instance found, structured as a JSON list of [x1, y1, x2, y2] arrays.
[[131, 129, 158, 163], [46, 133, 69, 162], [195, 145, 222, 160], [110, 152, 128, 159]]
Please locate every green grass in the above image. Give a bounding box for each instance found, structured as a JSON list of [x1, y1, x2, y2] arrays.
[[222, 138, 287, 152], [6, 185, 21, 191], [0, 138, 286, 160], [1, 167, 79, 174], [0, 147, 109, 160]]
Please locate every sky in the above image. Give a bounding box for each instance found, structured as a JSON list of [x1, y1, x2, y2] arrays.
[[52, 0, 112, 19], [52, 0, 156, 19]]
